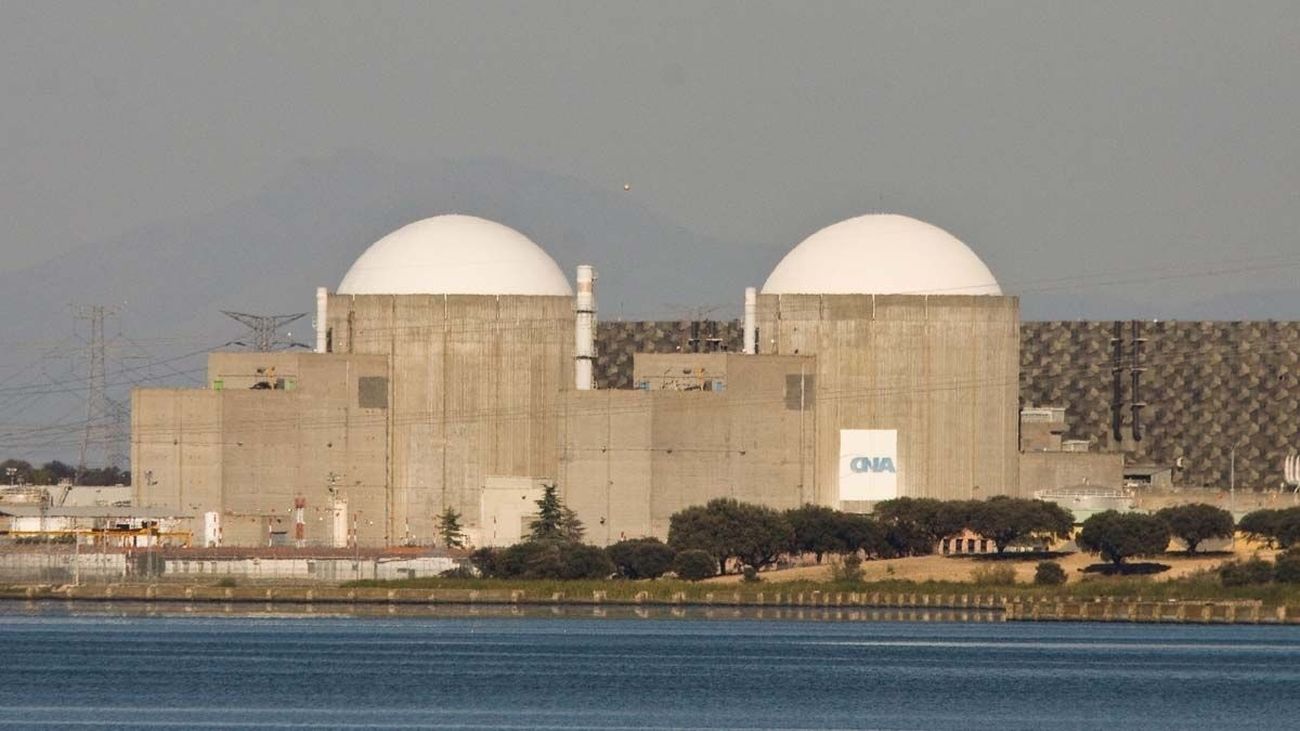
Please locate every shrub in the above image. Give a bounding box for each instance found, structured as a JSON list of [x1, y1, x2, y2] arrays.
[[1033, 561, 1067, 586], [439, 565, 477, 579], [673, 549, 717, 581], [1219, 558, 1274, 587], [741, 565, 761, 583], [475, 540, 613, 580], [829, 554, 865, 583], [970, 564, 1018, 587], [606, 538, 676, 580], [469, 547, 501, 577], [215, 577, 237, 588], [558, 543, 615, 580], [1274, 552, 1300, 584]]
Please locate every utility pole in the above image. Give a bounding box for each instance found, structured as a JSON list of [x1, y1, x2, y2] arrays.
[[222, 311, 309, 352], [74, 304, 126, 482], [1230, 442, 1241, 549]]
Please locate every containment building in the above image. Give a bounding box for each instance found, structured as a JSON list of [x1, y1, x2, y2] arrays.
[[132, 212, 1022, 547]]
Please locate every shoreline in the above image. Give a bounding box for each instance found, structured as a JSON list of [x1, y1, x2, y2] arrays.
[[3, 583, 1298, 625]]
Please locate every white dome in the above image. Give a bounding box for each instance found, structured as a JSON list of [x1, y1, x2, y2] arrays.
[[337, 215, 573, 296], [761, 214, 1002, 296]]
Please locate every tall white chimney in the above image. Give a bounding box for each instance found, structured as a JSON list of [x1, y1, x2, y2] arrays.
[[575, 265, 597, 390], [315, 286, 328, 353], [743, 286, 757, 354]]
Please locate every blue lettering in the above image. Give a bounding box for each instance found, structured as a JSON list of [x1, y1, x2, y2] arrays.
[[850, 457, 896, 474]]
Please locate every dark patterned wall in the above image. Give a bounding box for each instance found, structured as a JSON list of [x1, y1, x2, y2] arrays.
[[1020, 321, 1300, 490], [595, 320, 1300, 488], [595, 320, 742, 389]]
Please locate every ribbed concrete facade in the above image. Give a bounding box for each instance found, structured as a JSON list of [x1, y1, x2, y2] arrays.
[[324, 293, 574, 543], [132, 352, 390, 546], [559, 354, 816, 542], [756, 294, 1022, 504]]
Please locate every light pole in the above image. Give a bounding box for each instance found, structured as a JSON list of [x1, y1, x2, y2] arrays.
[[1229, 441, 1245, 549]]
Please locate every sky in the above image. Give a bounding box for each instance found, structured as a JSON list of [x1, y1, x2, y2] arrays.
[[3, 1, 1299, 308], [1, 1, 1300, 462]]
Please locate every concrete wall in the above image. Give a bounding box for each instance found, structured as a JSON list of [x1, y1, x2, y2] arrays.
[[757, 294, 1021, 506], [1019, 452, 1124, 495], [560, 353, 815, 543], [133, 352, 389, 547], [326, 294, 574, 544], [479, 477, 546, 547]]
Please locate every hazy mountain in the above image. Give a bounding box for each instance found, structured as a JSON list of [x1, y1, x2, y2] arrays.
[[1, 150, 1296, 463], [0, 151, 771, 461]]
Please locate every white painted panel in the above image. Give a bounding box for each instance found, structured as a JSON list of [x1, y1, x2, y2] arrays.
[[838, 429, 898, 501]]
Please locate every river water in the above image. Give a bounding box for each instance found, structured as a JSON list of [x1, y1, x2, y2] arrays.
[[0, 602, 1297, 729]]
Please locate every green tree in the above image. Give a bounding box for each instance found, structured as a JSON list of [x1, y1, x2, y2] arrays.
[[731, 502, 794, 570], [667, 502, 730, 573], [0, 459, 33, 485], [1076, 511, 1170, 566], [673, 549, 717, 581], [607, 538, 676, 579], [667, 498, 793, 574], [42, 460, 76, 483], [435, 507, 467, 549], [1155, 503, 1234, 554], [873, 498, 968, 556], [559, 506, 586, 542], [966, 497, 1075, 554], [1239, 508, 1300, 549], [785, 504, 845, 563], [836, 513, 889, 558], [528, 484, 567, 541]]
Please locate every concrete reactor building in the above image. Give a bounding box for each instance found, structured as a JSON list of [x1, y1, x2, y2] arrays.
[[132, 212, 1022, 548]]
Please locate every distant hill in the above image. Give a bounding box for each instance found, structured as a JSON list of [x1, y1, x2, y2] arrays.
[[0, 151, 770, 462], [1, 150, 1296, 463]]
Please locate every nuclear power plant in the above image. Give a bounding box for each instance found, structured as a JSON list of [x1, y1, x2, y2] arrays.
[[130, 211, 1258, 548]]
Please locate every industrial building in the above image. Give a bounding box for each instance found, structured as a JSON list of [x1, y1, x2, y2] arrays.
[[132, 213, 1048, 547]]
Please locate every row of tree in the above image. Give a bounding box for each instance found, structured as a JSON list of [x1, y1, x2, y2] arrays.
[[449, 485, 1285, 580], [0, 458, 129, 487], [667, 496, 1079, 575]]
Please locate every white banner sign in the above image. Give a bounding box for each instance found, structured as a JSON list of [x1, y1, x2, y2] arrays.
[[838, 429, 898, 501]]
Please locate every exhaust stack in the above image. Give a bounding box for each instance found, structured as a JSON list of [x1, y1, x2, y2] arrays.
[[315, 286, 328, 353], [743, 287, 757, 354], [575, 265, 597, 390]]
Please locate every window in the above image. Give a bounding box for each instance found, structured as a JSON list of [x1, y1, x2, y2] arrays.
[[785, 374, 815, 409], [358, 376, 388, 409]]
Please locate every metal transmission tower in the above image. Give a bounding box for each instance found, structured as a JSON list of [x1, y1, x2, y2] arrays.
[[73, 304, 127, 480], [221, 311, 309, 351]]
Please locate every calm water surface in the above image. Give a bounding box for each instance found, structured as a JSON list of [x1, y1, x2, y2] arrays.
[[0, 602, 1298, 729]]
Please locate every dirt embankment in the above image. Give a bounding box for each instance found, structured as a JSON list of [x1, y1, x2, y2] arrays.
[[707, 542, 1277, 585]]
